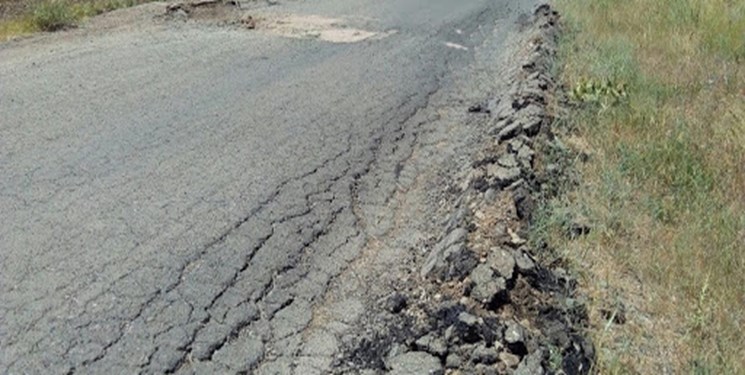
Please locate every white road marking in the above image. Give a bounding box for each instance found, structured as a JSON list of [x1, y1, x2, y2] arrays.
[[445, 42, 468, 51]]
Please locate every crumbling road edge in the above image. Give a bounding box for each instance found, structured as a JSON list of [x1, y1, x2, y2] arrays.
[[334, 4, 595, 375]]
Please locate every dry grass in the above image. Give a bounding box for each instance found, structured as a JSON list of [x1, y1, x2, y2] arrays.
[[540, 0, 745, 373], [0, 0, 150, 40]]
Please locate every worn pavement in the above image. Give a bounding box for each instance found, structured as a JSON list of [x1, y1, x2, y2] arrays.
[[0, 0, 540, 373]]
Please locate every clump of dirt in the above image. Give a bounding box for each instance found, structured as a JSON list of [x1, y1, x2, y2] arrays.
[[164, 0, 245, 24], [333, 4, 595, 375]]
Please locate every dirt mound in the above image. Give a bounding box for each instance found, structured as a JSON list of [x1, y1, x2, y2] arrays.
[[164, 0, 245, 23], [163, 1, 394, 43]]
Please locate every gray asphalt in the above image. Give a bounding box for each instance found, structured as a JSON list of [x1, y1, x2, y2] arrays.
[[0, 0, 538, 373]]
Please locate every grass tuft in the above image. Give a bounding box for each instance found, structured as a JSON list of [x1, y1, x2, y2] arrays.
[[32, 1, 75, 31]]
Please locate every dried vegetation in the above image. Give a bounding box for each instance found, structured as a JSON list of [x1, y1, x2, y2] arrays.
[[541, 0, 745, 373]]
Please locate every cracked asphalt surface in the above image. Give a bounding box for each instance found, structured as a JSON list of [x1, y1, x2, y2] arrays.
[[0, 0, 541, 373]]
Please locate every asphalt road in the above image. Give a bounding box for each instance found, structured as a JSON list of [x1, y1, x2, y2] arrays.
[[0, 0, 538, 373]]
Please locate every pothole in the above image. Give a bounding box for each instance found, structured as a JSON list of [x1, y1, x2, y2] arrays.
[[259, 14, 395, 43]]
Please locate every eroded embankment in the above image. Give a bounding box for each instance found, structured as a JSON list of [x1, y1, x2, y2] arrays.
[[334, 5, 594, 375]]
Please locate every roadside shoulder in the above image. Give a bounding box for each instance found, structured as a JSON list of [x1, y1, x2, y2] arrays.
[[335, 4, 595, 374]]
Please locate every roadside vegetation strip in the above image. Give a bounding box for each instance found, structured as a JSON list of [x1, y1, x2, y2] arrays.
[[0, 0, 152, 39], [540, 0, 744, 373]]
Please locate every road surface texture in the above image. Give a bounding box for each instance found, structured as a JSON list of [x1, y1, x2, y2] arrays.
[[1, 0, 547, 373]]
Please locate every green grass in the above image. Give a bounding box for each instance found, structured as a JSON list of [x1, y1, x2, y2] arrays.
[[543, 0, 745, 373], [32, 1, 75, 31]]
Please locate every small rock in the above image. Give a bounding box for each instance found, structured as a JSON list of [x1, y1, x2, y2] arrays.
[[506, 178, 525, 191], [444, 206, 468, 232], [493, 222, 507, 239], [487, 248, 516, 280], [486, 164, 521, 188], [499, 352, 521, 368], [421, 228, 470, 278], [507, 228, 527, 247], [442, 228, 468, 250], [497, 122, 522, 141], [493, 97, 516, 119], [445, 353, 463, 369], [486, 97, 500, 114], [484, 188, 498, 203], [515, 350, 545, 375], [387, 343, 407, 360], [471, 344, 498, 364], [457, 312, 480, 327], [497, 153, 519, 168], [415, 334, 448, 357], [507, 137, 526, 152], [504, 322, 529, 356], [468, 104, 491, 114], [516, 145, 535, 165], [470, 264, 493, 284], [388, 351, 444, 375], [469, 265, 507, 304], [527, 70, 549, 81], [513, 187, 534, 221], [240, 14, 256, 29], [474, 363, 497, 375], [514, 104, 545, 135], [491, 118, 513, 134], [504, 321, 525, 345], [165, 2, 187, 12], [444, 325, 457, 343], [494, 362, 508, 374], [521, 118, 542, 136], [514, 252, 536, 274], [191, 0, 224, 7], [169, 8, 189, 18], [471, 175, 489, 192], [519, 85, 548, 100], [386, 292, 408, 314], [445, 245, 480, 281]]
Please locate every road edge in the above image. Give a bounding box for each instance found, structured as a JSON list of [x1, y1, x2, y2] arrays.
[[335, 4, 595, 374]]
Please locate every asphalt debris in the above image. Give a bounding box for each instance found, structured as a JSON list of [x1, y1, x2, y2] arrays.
[[334, 4, 594, 375]]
